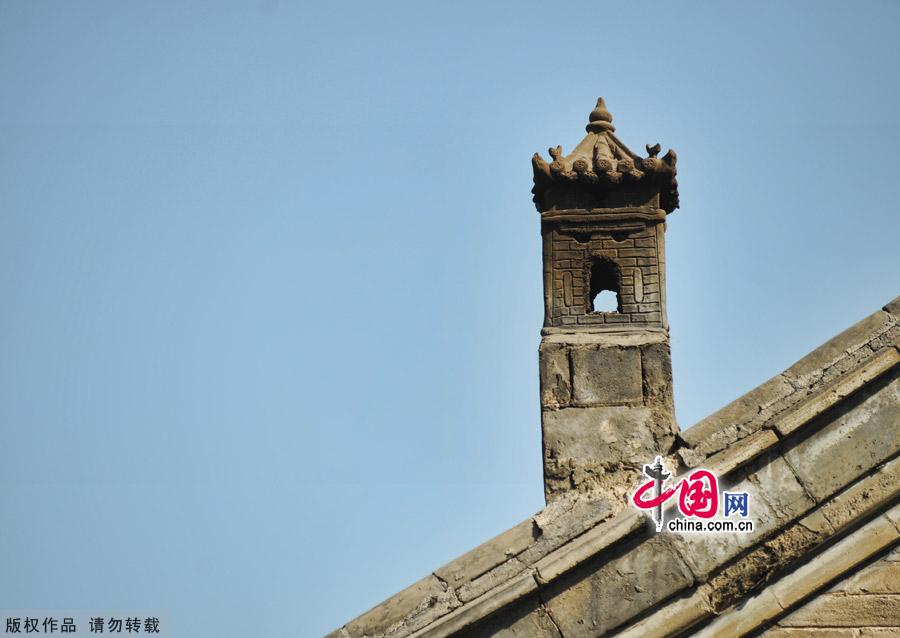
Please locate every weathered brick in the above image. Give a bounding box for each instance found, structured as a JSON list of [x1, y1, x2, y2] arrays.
[[671, 454, 814, 579], [458, 593, 561, 638], [456, 557, 528, 603], [345, 574, 451, 637], [784, 374, 900, 502], [778, 594, 900, 627], [542, 406, 655, 466], [642, 341, 674, 404], [571, 346, 643, 406], [695, 589, 783, 637], [542, 536, 694, 636], [763, 628, 856, 637], [435, 518, 538, 588], [784, 309, 895, 387], [618, 248, 656, 257], [681, 373, 794, 457], [834, 563, 900, 594], [775, 347, 900, 437], [613, 586, 712, 638], [883, 294, 900, 318], [814, 461, 900, 538], [539, 342, 571, 408], [522, 497, 616, 567]]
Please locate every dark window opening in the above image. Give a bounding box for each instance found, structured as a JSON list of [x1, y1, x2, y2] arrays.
[[570, 232, 593, 245], [589, 258, 621, 313]]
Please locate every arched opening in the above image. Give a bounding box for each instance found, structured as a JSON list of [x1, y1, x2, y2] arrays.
[[588, 258, 621, 313]]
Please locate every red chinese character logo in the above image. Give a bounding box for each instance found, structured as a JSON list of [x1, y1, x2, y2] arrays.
[[632, 460, 720, 530], [678, 469, 718, 519]]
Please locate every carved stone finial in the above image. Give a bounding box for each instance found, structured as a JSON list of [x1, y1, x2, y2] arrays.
[[586, 97, 615, 133]]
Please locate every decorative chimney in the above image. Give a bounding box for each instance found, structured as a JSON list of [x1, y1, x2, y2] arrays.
[[533, 98, 680, 504]]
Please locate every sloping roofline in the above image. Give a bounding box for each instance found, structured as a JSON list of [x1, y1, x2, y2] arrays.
[[331, 296, 900, 638]]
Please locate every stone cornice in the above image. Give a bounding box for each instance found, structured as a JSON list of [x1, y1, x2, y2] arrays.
[[539, 207, 667, 224]]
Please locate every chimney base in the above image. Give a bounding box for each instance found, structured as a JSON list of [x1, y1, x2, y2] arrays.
[[539, 331, 678, 504]]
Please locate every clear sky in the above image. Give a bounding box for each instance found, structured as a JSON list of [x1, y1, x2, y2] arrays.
[[1, 2, 898, 636]]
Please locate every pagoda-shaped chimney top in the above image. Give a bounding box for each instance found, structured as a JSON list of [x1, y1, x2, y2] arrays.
[[531, 98, 679, 214]]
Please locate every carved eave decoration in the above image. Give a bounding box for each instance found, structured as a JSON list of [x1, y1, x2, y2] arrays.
[[532, 98, 679, 214]]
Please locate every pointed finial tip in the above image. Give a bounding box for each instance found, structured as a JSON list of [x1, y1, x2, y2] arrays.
[[586, 97, 614, 132], [589, 97, 612, 123]]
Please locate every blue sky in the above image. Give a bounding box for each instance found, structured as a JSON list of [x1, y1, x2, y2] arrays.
[[1, 2, 898, 636]]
